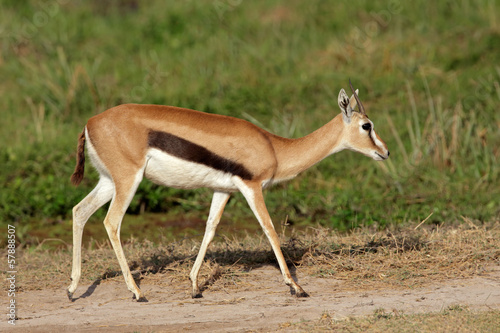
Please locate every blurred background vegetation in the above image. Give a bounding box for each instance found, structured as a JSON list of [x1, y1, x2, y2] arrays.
[[1, 0, 499, 246]]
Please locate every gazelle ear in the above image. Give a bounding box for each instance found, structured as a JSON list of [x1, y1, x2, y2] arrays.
[[338, 88, 353, 122], [349, 89, 359, 110]]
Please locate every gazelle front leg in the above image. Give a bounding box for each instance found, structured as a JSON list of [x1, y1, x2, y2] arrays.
[[103, 172, 146, 302], [190, 191, 230, 298], [232, 177, 309, 297]]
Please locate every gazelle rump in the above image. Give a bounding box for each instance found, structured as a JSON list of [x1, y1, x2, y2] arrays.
[[67, 82, 389, 302]]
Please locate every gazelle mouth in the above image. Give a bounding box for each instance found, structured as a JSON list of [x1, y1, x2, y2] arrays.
[[375, 152, 388, 160]]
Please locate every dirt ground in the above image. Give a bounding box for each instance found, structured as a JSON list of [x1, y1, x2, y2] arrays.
[[3, 264, 499, 332]]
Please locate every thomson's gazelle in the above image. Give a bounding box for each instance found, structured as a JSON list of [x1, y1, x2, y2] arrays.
[[68, 81, 389, 301]]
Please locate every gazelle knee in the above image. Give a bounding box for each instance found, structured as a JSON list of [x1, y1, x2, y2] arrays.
[[72, 205, 87, 226], [103, 222, 119, 236]]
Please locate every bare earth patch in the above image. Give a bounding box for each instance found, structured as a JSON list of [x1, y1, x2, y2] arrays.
[[2, 265, 500, 332]]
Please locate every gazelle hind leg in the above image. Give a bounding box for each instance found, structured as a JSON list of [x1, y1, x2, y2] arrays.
[[190, 192, 230, 298], [68, 177, 114, 300], [103, 170, 146, 301], [232, 177, 309, 297]]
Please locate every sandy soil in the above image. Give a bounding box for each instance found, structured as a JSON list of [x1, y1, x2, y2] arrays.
[[3, 265, 499, 332]]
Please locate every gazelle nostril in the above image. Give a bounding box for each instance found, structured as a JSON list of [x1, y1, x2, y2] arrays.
[[387, 151, 390, 156]]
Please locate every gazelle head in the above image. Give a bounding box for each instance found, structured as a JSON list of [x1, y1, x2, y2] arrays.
[[337, 81, 390, 161]]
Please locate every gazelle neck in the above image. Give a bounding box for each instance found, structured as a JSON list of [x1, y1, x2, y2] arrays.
[[270, 114, 346, 181]]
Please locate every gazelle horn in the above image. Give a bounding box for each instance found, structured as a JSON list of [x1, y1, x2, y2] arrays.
[[349, 79, 366, 116]]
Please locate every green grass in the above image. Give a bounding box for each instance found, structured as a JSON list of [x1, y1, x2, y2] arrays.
[[1, 0, 499, 244]]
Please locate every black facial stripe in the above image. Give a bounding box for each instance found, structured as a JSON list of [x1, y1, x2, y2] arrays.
[[148, 130, 253, 180], [368, 129, 377, 147]]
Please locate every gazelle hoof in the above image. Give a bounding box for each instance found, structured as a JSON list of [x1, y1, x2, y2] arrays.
[[294, 287, 309, 298], [136, 295, 148, 302], [192, 291, 203, 299]]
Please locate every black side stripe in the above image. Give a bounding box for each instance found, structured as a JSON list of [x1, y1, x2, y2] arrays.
[[148, 130, 253, 180]]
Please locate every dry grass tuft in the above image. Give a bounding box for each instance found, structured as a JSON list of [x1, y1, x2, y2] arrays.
[[300, 220, 499, 289], [7, 221, 499, 292]]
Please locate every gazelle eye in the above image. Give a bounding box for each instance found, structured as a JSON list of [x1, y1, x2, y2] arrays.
[[362, 123, 371, 131]]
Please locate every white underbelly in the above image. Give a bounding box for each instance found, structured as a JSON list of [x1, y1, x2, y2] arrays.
[[144, 148, 238, 191]]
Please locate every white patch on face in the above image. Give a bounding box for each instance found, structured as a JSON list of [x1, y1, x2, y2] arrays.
[[370, 127, 383, 148], [358, 119, 373, 134], [144, 148, 238, 192]]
